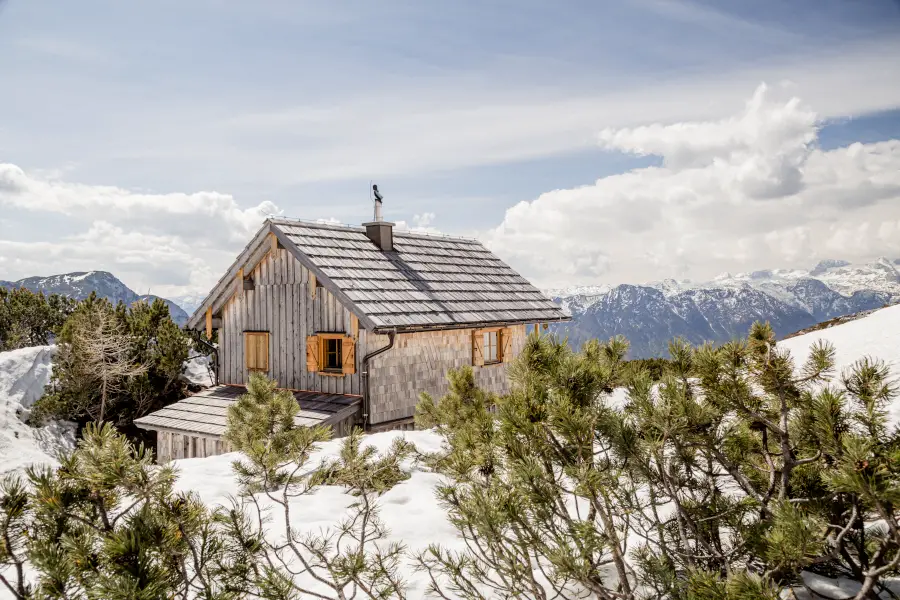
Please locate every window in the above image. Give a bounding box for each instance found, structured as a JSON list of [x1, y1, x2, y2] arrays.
[[306, 334, 356, 375], [483, 331, 499, 364], [324, 337, 343, 371], [473, 327, 514, 367], [244, 331, 269, 372]]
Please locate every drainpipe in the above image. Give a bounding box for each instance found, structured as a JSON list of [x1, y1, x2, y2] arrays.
[[361, 328, 396, 430], [192, 332, 219, 386]]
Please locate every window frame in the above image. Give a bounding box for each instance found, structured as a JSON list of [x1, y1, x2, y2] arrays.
[[474, 326, 507, 367], [318, 333, 345, 374], [483, 330, 500, 365]]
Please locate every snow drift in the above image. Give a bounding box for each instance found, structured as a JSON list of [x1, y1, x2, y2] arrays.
[[0, 345, 75, 475]]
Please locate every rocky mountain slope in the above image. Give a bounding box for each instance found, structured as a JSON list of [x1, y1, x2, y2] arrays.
[[550, 258, 900, 358], [0, 271, 189, 325]]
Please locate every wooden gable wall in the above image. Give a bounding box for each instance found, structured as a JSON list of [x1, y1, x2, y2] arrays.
[[218, 245, 366, 395]]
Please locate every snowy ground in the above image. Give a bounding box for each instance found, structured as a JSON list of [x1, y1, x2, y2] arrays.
[[175, 429, 460, 599], [0, 345, 75, 475], [0, 305, 898, 598], [780, 303, 900, 427]]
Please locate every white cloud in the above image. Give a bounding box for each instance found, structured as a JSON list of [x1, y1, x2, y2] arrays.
[[484, 85, 900, 288], [0, 166, 281, 296], [395, 212, 441, 235]]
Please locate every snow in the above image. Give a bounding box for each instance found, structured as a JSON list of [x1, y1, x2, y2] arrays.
[[181, 351, 215, 387], [0, 346, 75, 475], [174, 429, 463, 598], [779, 304, 900, 427]]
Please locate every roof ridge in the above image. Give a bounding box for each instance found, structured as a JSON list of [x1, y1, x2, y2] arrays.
[[267, 216, 481, 243]]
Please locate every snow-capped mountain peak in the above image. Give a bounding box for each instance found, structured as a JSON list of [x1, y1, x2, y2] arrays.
[[1, 271, 190, 325], [550, 258, 900, 358]]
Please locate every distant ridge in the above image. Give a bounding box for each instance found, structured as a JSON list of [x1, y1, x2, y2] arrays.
[[550, 258, 900, 358], [0, 271, 190, 325]]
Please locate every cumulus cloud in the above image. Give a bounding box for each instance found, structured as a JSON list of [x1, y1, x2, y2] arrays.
[[485, 84, 900, 288], [395, 212, 441, 235], [0, 166, 281, 296]]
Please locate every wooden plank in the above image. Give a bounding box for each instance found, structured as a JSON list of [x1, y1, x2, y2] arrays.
[[286, 284, 294, 388], [309, 272, 317, 299], [206, 307, 213, 340], [300, 274, 310, 390], [279, 285, 287, 386]]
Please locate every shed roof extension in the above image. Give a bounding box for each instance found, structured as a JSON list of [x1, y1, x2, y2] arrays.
[[134, 385, 361, 437], [186, 219, 568, 332]]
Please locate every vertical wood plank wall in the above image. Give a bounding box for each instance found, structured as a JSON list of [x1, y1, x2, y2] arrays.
[[364, 325, 527, 424], [156, 430, 232, 462], [218, 248, 364, 394]]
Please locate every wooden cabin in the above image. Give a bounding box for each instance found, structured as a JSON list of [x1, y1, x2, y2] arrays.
[[135, 207, 568, 461]]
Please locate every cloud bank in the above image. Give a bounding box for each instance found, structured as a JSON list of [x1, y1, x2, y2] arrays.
[[0, 166, 280, 295], [2, 85, 899, 298], [485, 85, 900, 288]]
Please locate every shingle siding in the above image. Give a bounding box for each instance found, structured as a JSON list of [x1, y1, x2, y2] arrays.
[[365, 325, 527, 424]]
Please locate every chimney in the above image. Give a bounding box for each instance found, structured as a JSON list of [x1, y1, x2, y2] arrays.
[[363, 184, 394, 251]]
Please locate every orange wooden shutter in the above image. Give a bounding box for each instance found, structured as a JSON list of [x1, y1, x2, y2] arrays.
[[472, 330, 485, 367], [257, 333, 269, 371], [306, 335, 320, 372], [245, 332, 269, 371], [342, 336, 356, 375], [245, 333, 256, 370], [501, 328, 513, 363]]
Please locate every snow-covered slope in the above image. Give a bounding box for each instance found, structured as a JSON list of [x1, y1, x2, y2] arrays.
[[779, 303, 900, 428], [1, 303, 899, 598], [0, 346, 75, 474]]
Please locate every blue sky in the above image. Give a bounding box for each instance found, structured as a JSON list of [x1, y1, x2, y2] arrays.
[[1, 0, 899, 295]]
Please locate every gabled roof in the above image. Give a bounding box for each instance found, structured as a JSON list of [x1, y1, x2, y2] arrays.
[[187, 219, 568, 332]]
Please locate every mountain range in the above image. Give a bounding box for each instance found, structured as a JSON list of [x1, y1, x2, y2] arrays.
[[548, 258, 900, 358], [5, 258, 899, 355], [0, 271, 190, 325]]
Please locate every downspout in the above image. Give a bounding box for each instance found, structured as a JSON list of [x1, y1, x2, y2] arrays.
[[361, 328, 396, 430], [192, 333, 219, 386]]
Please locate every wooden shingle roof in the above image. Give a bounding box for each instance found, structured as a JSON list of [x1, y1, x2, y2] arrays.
[[185, 219, 568, 332], [270, 219, 567, 330], [134, 385, 361, 437]]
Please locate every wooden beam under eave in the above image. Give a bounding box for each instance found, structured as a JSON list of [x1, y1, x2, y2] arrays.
[[269, 231, 279, 254], [205, 307, 213, 340], [350, 314, 359, 339], [309, 273, 317, 299]]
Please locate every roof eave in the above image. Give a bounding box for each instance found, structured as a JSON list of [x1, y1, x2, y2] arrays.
[[371, 314, 571, 335]]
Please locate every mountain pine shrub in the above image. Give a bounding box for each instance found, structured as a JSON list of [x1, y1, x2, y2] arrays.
[[221, 372, 414, 599], [417, 325, 900, 600], [0, 424, 228, 599]]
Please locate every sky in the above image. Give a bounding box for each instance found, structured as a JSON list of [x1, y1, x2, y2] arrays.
[[1, 0, 900, 299]]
